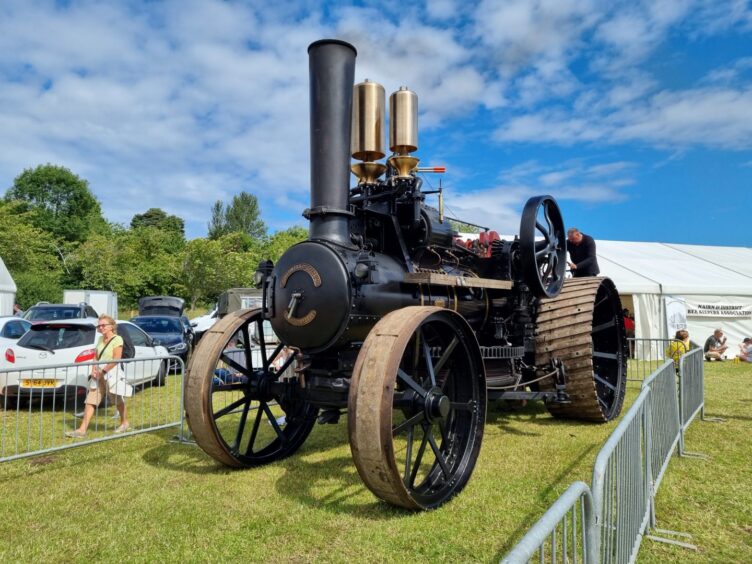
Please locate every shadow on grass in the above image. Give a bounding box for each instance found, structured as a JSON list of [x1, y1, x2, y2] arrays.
[[139, 423, 414, 520], [274, 454, 407, 520], [492, 442, 597, 560], [487, 400, 594, 434]]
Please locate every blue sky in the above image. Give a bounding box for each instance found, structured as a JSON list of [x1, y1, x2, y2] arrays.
[[0, 0, 750, 246]]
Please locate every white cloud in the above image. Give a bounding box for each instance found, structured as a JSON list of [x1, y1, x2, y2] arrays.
[[0, 0, 750, 239]]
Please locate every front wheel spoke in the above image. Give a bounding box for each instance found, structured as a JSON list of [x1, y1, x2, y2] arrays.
[[241, 323, 254, 373], [254, 319, 268, 367], [213, 395, 250, 420], [397, 369, 428, 398], [219, 352, 251, 377], [262, 402, 286, 444], [232, 400, 253, 450], [409, 427, 431, 488], [434, 337, 458, 377], [450, 400, 474, 412], [246, 403, 264, 455], [421, 330, 437, 387], [438, 419, 449, 445], [393, 411, 425, 436], [403, 425, 414, 483], [426, 428, 451, 479], [594, 373, 617, 392]]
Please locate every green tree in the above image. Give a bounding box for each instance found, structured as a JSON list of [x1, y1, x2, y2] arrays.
[[0, 201, 64, 306], [262, 226, 307, 261], [207, 191, 266, 240], [5, 164, 104, 243], [207, 201, 226, 239], [131, 208, 185, 236], [179, 234, 261, 309], [71, 226, 185, 309]]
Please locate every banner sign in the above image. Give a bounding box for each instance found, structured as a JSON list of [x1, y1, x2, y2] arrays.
[[665, 296, 688, 335], [685, 302, 752, 318]]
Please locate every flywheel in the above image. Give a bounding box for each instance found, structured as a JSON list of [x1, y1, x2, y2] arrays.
[[536, 277, 627, 422]]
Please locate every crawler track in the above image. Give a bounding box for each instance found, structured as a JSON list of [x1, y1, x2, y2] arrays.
[[536, 277, 627, 422]]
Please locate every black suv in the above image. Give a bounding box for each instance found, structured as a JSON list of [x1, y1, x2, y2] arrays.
[[131, 296, 192, 370], [23, 302, 98, 322]]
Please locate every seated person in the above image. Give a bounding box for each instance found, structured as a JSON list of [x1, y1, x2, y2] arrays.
[[737, 338, 752, 363], [666, 330, 692, 368], [703, 329, 728, 361]]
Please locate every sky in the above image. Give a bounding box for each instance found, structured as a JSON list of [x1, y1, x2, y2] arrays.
[[0, 0, 750, 246]]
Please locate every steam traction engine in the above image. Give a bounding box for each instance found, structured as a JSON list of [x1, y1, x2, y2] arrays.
[[185, 40, 627, 510]]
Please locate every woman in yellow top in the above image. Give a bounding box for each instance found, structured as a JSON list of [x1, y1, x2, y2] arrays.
[[666, 329, 692, 368], [66, 315, 130, 437]]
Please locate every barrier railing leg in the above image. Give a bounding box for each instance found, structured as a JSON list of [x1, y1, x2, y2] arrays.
[[172, 361, 195, 445]]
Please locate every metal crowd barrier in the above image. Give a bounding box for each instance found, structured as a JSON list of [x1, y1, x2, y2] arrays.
[[627, 338, 687, 382], [679, 348, 704, 431], [501, 481, 597, 564], [641, 361, 681, 491], [504, 350, 707, 562], [591, 387, 651, 564], [1, 355, 184, 463]]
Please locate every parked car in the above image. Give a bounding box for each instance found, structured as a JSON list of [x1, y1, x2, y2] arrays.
[[0, 317, 32, 358], [1, 320, 169, 405], [130, 315, 191, 369], [0, 316, 31, 340], [138, 296, 184, 317], [179, 316, 196, 346], [23, 302, 98, 322], [190, 304, 218, 340]]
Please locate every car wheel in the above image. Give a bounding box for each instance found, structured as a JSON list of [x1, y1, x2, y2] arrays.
[[155, 361, 167, 387]]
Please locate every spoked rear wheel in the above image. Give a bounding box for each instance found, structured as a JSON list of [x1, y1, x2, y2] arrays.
[[184, 308, 317, 467], [349, 307, 486, 510]]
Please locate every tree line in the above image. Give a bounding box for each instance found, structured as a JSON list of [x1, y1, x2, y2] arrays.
[[1, 164, 306, 311]]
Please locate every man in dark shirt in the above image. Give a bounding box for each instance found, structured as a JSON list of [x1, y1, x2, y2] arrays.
[[567, 228, 600, 277], [703, 328, 728, 360]]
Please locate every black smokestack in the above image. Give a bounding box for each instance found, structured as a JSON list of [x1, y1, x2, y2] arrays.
[[306, 39, 357, 245]]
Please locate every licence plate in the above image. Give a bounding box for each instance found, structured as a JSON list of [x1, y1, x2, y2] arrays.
[[21, 379, 58, 388]]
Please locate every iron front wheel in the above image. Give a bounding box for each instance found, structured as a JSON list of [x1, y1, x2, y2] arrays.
[[184, 308, 318, 467], [349, 306, 486, 510]]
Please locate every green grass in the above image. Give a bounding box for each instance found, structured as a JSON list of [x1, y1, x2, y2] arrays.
[[638, 361, 752, 562], [0, 363, 749, 562]]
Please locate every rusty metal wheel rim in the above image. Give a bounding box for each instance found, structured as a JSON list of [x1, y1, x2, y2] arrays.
[[349, 307, 486, 510], [184, 309, 317, 467]]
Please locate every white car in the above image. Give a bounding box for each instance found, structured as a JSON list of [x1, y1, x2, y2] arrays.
[[1, 319, 169, 405], [0, 316, 32, 354], [190, 305, 219, 337]]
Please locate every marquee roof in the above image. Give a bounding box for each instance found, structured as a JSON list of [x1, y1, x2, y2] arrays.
[[594, 241, 752, 296]]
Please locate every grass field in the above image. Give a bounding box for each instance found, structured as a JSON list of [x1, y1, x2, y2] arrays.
[[0, 362, 749, 562]]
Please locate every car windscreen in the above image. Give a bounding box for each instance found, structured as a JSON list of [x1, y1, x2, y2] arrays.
[[132, 317, 182, 334], [24, 307, 82, 321], [17, 324, 96, 351]]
